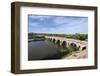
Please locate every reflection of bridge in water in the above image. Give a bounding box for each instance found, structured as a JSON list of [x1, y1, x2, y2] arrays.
[[45, 36, 87, 51]]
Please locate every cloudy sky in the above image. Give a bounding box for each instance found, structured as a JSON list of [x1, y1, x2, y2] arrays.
[[28, 15, 88, 34]]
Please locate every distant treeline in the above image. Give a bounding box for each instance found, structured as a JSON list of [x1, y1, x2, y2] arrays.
[[28, 33, 36, 39], [47, 33, 88, 41], [28, 33, 45, 39], [28, 33, 88, 41]]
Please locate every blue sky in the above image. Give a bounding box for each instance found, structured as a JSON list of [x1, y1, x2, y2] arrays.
[[28, 15, 88, 34]]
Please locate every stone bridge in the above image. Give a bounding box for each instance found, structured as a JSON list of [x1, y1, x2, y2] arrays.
[[45, 36, 88, 51]]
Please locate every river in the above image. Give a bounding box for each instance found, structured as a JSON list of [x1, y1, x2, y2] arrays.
[[28, 40, 64, 60]]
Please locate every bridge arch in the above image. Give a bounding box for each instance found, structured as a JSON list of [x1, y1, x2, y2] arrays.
[[82, 46, 86, 50], [62, 41, 67, 48], [70, 43, 77, 47], [53, 38, 56, 43], [48, 38, 52, 41], [56, 40, 60, 46]]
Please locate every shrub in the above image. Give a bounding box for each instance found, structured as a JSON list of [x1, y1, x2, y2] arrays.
[[62, 49, 71, 55], [62, 46, 79, 56]]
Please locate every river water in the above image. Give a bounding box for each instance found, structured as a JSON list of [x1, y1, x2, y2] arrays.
[[28, 40, 64, 60]]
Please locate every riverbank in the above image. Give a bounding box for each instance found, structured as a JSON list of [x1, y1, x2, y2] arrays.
[[63, 49, 87, 59]]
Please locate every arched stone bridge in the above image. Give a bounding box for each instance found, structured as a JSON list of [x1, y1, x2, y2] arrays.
[[45, 36, 88, 51]]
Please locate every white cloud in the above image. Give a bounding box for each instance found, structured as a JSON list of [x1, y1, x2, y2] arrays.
[[53, 17, 69, 25], [29, 15, 52, 21], [29, 22, 39, 27]]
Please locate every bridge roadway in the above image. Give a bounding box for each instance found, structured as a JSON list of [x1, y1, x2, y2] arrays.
[[45, 36, 88, 51]]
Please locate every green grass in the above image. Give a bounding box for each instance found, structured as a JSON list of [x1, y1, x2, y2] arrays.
[[62, 46, 79, 56]]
